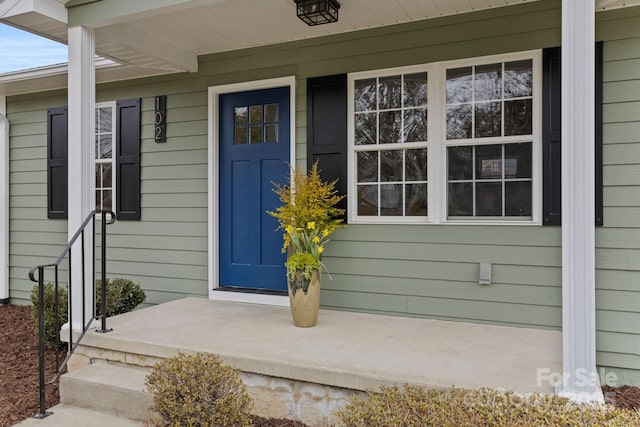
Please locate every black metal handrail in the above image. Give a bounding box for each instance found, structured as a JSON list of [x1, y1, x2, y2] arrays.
[[28, 209, 116, 419]]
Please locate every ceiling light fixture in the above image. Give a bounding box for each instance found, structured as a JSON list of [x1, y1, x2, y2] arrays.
[[294, 0, 341, 26]]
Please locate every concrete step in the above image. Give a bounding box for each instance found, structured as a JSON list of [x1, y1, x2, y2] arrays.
[[59, 363, 153, 422], [14, 404, 143, 427]]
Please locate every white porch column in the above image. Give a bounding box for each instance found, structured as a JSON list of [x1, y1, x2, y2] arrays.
[[560, 0, 603, 403], [0, 94, 9, 304], [68, 26, 95, 330]]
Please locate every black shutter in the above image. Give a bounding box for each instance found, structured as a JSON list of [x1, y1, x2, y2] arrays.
[[116, 98, 141, 220], [306, 74, 348, 220], [542, 44, 604, 226], [47, 107, 68, 219]]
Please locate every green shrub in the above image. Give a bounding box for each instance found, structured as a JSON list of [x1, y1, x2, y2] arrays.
[[31, 277, 145, 348], [145, 353, 252, 427], [30, 283, 68, 348], [95, 278, 146, 316], [334, 385, 640, 427]]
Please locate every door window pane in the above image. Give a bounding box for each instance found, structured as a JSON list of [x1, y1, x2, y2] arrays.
[[234, 107, 248, 125], [265, 124, 278, 143], [250, 125, 263, 144], [249, 105, 263, 124], [264, 104, 278, 122]]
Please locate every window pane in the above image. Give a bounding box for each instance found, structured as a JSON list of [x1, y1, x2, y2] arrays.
[[380, 184, 402, 216], [250, 125, 262, 144], [504, 143, 532, 178], [234, 107, 248, 125], [358, 185, 378, 215], [264, 104, 278, 122], [474, 102, 501, 138], [476, 145, 502, 180], [95, 164, 102, 188], [504, 99, 532, 136], [95, 190, 102, 211], [380, 150, 402, 182], [355, 113, 376, 145], [102, 190, 112, 211], [355, 78, 377, 112], [97, 107, 112, 133], [448, 182, 473, 216], [379, 110, 401, 144], [102, 164, 112, 188], [379, 75, 402, 110], [357, 151, 378, 182], [265, 124, 278, 143], [404, 72, 427, 107], [403, 108, 427, 142], [249, 105, 263, 124], [99, 135, 112, 159], [476, 182, 502, 216], [446, 67, 473, 103], [235, 127, 248, 145], [406, 149, 427, 181], [405, 183, 427, 216], [474, 63, 502, 101], [504, 60, 533, 98], [505, 181, 532, 216], [446, 104, 472, 139], [448, 146, 473, 180]]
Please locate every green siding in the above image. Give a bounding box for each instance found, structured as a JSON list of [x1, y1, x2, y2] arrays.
[[596, 35, 640, 384], [6, 0, 640, 384]]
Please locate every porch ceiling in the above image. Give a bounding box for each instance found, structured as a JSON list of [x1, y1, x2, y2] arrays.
[[1, 0, 640, 96]]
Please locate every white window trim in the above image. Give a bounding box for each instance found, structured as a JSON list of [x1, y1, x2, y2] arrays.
[[95, 101, 117, 216], [347, 50, 542, 225]]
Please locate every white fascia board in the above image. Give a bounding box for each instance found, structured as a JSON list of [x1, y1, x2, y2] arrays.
[[0, 58, 117, 83], [0, 0, 67, 23]]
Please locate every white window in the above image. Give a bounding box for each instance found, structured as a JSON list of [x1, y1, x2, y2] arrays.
[[348, 51, 541, 224], [350, 68, 429, 222], [95, 102, 116, 212]]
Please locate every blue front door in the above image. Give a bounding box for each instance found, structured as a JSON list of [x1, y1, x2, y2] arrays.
[[219, 87, 289, 291]]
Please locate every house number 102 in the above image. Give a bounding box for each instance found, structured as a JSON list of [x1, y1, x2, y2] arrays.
[[155, 95, 167, 143]]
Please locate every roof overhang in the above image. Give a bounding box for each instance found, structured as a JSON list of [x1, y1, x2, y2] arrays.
[[2, 0, 640, 96]]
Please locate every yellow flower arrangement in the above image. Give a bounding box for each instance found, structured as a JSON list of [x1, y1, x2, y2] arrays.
[[268, 162, 345, 281]]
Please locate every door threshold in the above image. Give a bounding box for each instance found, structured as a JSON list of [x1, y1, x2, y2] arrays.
[[210, 287, 289, 307]]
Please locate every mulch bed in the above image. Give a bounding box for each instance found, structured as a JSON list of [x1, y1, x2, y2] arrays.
[[0, 304, 307, 427], [2, 304, 639, 427]]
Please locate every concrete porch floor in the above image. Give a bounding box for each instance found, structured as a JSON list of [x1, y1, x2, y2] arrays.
[[73, 297, 561, 395]]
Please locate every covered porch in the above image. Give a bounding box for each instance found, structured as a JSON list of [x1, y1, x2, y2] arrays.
[[63, 297, 561, 424]]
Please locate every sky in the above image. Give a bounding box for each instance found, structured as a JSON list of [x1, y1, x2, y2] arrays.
[[0, 22, 68, 74]]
